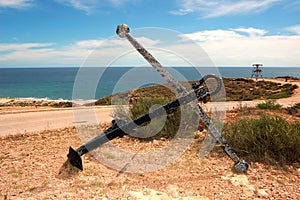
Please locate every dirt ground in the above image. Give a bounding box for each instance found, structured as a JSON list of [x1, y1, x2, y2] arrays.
[[0, 78, 299, 199], [1, 114, 300, 200]]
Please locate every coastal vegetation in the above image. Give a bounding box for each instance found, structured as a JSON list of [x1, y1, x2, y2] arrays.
[[112, 95, 300, 165], [110, 78, 300, 165], [95, 78, 298, 105], [0, 99, 73, 108], [223, 114, 300, 165], [223, 78, 298, 101], [256, 99, 282, 110]]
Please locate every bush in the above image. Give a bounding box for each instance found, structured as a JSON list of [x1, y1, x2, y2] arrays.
[[223, 115, 300, 164], [257, 100, 282, 110], [286, 103, 300, 117], [113, 97, 198, 140], [293, 103, 300, 109], [49, 101, 73, 108], [113, 97, 179, 140]]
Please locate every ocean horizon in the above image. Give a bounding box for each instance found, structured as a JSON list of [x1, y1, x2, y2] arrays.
[[1, 67, 299, 100]]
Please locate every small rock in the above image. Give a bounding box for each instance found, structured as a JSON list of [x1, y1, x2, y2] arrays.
[[230, 174, 250, 187], [257, 189, 268, 197], [271, 183, 276, 187]]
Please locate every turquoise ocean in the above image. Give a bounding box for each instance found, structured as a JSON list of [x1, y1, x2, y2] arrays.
[[0, 67, 299, 100]]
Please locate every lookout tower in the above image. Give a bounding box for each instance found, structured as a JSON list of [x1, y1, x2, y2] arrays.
[[251, 63, 263, 80]]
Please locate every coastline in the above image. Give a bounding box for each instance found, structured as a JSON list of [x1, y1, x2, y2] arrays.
[[0, 77, 299, 136], [1, 67, 300, 101]]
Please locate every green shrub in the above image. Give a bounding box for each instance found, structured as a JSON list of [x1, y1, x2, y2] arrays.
[[113, 97, 181, 139], [286, 103, 300, 117], [268, 92, 292, 99], [257, 100, 282, 110], [49, 101, 73, 108], [293, 103, 300, 109], [223, 115, 300, 164], [113, 96, 199, 140]]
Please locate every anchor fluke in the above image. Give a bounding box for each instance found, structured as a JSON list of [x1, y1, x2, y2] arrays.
[[67, 146, 83, 171]]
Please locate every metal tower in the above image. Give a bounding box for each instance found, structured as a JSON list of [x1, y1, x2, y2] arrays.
[[251, 63, 263, 80]]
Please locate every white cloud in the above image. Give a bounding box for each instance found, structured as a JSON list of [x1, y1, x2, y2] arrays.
[[107, 0, 142, 7], [182, 27, 300, 66], [55, 0, 98, 13], [55, 0, 141, 13], [183, 29, 244, 41], [233, 27, 267, 37], [0, 0, 33, 9], [0, 43, 54, 51], [75, 40, 104, 48], [171, 0, 281, 18], [1, 28, 299, 67], [0, 36, 160, 67], [0, 42, 89, 66], [72, 36, 161, 67], [285, 25, 300, 35]]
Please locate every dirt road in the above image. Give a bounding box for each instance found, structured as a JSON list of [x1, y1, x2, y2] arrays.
[[0, 106, 113, 136], [264, 78, 300, 105]]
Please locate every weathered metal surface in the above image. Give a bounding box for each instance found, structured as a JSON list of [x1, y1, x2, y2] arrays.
[[116, 24, 248, 173], [66, 25, 249, 173]]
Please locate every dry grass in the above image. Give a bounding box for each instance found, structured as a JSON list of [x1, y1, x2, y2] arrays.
[[223, 78, 297, 101]]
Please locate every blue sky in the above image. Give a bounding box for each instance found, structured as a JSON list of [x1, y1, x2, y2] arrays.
[[0, 0, 300, 67]]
